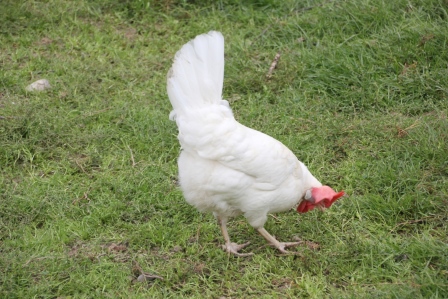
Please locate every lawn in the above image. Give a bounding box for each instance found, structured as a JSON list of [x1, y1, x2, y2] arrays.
[[1, 0, 447, 297]]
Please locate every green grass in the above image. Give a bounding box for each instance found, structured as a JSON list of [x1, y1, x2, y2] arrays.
[[1, 0, 447, 297]]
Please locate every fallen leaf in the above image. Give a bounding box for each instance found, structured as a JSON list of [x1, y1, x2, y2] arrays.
[[108, 243, 128, 252], [171, 245, 183, 253], [400, 62, 417, 76], [419, 34, 435, 46]]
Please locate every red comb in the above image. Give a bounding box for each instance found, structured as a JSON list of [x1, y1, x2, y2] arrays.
[[324, 190, 345, 208], [297, 188, 345, 214]]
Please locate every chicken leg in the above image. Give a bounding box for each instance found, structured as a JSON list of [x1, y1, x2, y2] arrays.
[[257, 227, 302, 254], [218, 217, 253, 257]]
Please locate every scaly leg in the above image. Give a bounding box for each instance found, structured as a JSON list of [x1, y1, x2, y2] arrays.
[[218, 217, 253, 257], [257, 227, 302, 254]]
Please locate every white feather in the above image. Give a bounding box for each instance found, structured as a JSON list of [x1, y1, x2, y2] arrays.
[[167, 31, 322, 229]]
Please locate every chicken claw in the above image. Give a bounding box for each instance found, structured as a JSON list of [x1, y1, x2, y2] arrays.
[[218, 217, 253, 257], [257, 227, 302, 254], [222, 241, 253, 257]]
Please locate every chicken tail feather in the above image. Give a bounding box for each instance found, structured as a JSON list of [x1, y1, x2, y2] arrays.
[[167, 31, 225, 120]]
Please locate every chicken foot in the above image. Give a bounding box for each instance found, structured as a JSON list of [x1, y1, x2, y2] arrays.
[[257, 227, 302, 254], [218, 217, 253, 257]]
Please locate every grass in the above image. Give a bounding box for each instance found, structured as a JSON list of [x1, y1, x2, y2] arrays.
[[1, 0, 447, 297]]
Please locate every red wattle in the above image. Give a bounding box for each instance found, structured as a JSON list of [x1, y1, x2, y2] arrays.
[[297, 200, 316, 213]]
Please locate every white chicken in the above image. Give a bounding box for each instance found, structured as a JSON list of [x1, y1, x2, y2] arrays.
[[167, 31, 344, 256]]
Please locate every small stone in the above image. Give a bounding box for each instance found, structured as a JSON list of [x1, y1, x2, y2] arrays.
[[26, 79, 51, 91]]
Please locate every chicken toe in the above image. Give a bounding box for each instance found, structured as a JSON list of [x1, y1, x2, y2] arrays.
[[222, 241, 253, 257], [257, 227, 302, 254], [218, 217, 253, 257]]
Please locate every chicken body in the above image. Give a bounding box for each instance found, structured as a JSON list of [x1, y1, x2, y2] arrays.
[[167, 31, 330, 256], [177, 108, 321, 228]]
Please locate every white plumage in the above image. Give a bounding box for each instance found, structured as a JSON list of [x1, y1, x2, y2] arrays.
[[167, 31, 344, 256]]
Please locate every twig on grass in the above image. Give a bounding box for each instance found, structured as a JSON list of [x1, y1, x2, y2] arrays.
[[72, 190, 90, 205], [293, 236, 320, 250], [126, 144, 136, 167], [133, 261, 163, 283], [269, 213, 281, 221], [390, 215, 444, 233], [137, 272, 164, 282], [396, 118, 421, 137], [23, 256, 58, 266], [74, 159, 88, 175], [0, 116, 16, 120], [266, 52, 281, 79]]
